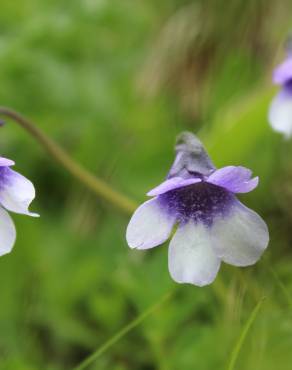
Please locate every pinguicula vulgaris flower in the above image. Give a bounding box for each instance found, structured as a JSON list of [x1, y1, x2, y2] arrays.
[[126, 132, 269, 286], [0, 157, 38, 256], [269, 50, 292, 138]]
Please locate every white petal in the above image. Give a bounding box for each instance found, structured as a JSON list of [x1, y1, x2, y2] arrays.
[[126, 198, 175, 250], [269, 92, 292, 139], [0, 168, 39, 217], [168, 222, 221, 286], [211, 201, 269, 266], [0, 207, 16, 256]]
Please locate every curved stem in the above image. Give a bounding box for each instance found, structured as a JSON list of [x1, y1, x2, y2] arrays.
[[0, 107, 137, 215], [0, 107, 173, 370], [73, 290, 174, 370]]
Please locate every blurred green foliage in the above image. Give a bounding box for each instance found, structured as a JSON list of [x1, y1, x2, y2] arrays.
[[1, 0, 292, 369]]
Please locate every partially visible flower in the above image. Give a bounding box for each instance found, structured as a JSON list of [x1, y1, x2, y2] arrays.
[[0, 157, 38, 256], [126, 132, 269, 287], [269, 51, 292, 138]]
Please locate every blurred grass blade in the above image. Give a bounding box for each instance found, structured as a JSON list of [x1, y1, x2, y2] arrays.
[[0, 107, 137, 215], [269, 267, 292, 308], [73, 290, 174, 370], [227, 296, 266, 370]]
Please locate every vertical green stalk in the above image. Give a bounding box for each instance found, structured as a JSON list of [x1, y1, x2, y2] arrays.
[[227, 297, 265, 370]]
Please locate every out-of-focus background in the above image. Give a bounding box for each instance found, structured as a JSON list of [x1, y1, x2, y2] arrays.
[[1, 1, 292, 369]]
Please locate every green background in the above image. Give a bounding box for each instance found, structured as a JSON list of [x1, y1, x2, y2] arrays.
[[0, 0, 292, 369]]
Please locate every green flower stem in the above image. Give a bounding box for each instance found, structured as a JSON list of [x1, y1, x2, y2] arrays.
[[227, 296, 266, 370], [73, 290, 174, 370], [0, 107, 137, 215]]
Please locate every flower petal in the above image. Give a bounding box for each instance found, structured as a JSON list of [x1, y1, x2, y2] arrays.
[[147, 177, 201, 196], [0, 168, 39, 217], [273, 57, 292, 85], [0, 158, 14, 167], [207, 166, 258, 193], [168, 222, 221, 286], [211, 201, 269, 266], [126, 198, 175, 250], [0, 207, 16, 256], [269, 91, 292, 139]]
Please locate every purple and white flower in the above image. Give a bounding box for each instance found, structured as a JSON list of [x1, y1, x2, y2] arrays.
[[269, 52, 292, 138], [126, 133, 269, 287], [0, 157, 38, 256]]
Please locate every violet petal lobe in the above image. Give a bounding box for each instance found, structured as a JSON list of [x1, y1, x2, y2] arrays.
[[273, 57, 292, 85], [0, 158, 15, 167], [147, 177, 201, 197], [207, 166, 259, 193]]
